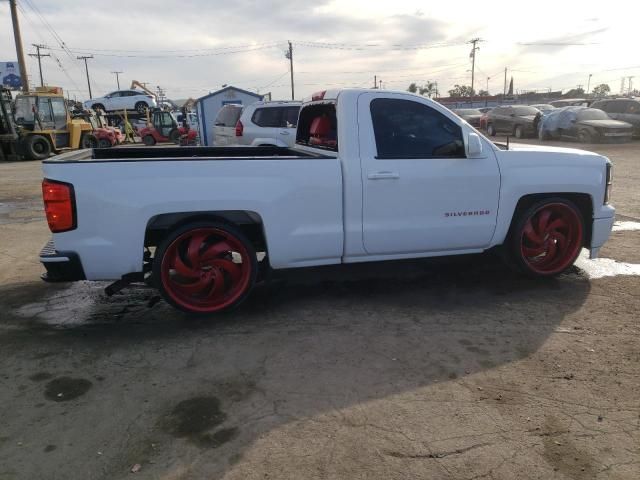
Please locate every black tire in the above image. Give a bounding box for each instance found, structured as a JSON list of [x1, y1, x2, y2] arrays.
[[504, 197, 584, 278], [153, 221, 258, 314], [135, 102, 148, 114], [80, 133, 98, 149], [487, 123, 496, 136], [91, 103, 105, 112], [23, 135, 52, 160], [168, 128, 181, 144], [98, 138, 112, 148], [142, 135, 156, 146], [514, 125, 524, 139], [578, 129, 593, 144]]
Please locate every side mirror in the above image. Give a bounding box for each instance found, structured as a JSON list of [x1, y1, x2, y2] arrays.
[[467, 132, 483, 157]]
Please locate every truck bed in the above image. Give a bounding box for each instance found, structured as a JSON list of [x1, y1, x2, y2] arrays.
[[44, 145, 326, 163]]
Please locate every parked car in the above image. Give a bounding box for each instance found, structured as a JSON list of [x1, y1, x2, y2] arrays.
[[83, 90, 157, 114], [549, 98, 590, 108], [452, 108, 483, 127], [479, 108, 494, 130], [213, 104, 243, 146], [590, 98, 640, 137], [175, 111, 198, 130], [539, 106, 633, 143], [234, 101, 301, 147], [485, 105, 540, 138], [530, 104, 556, 113], [477, 107, 493, 114], [39, 88, 615, 314]]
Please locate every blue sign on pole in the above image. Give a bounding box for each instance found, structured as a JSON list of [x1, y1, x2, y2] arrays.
[[1, 61, 22, 89]]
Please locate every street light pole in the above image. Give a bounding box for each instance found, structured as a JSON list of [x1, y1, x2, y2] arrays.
[[587, 74, 592, 96]]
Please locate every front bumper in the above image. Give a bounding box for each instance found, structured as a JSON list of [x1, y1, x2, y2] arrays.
[[588, 205, 616, 259], [40, 238, 86, 282]]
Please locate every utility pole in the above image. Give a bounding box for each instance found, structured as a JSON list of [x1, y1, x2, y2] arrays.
[[503, 67, 507, 96], [586, 73, 592, 95], [77, 55, 94, 99], [29, 44, 50, 87], [285, 41, 294, 100], [628, 76, 634, 94], [379, 79, 383, 89], [468, 38, 482, 97], [486, 76, 490, 95], [374, 75, 377, 89], [111, 71, 123, 89], [9, 0, 29, 91]]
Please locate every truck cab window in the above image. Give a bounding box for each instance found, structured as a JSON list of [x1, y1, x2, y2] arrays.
[[371, 98, 465, 159]]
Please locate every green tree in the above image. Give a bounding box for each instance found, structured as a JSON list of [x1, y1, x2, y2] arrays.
[[563, 87, 585, 98], [478, 89, 489, 96], [448, 84, 475, 97], [419, 81, 437, 98], [591, 84, 611, 96], [407, 83, 418, 94]]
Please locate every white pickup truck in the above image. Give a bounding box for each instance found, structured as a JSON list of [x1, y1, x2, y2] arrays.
[[40, 89, 615, 314]]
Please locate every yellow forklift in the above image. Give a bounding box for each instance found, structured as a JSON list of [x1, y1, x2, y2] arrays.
[[10, 86, 96, 160]]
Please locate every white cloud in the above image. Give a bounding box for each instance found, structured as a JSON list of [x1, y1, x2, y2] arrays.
[[0, 0, 636, 101]]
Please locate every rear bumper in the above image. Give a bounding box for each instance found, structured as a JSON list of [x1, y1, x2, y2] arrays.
[[39, 238, 86, 282], [589, 205, 616, 259]]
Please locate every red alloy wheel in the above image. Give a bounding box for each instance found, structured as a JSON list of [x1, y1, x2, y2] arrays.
[[160, 227, 253, 313], [520, 203, 583, 275]]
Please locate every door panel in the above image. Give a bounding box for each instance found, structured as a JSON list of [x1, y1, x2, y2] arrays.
[[358, 93, 500, 255]]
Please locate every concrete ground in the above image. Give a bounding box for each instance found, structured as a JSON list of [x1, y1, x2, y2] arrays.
[[0, 139, 638, 480]]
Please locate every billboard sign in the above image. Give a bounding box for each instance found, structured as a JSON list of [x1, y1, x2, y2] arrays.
[[1, 61, 22, 89]]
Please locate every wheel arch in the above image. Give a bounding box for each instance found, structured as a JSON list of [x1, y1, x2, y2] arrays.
[[144, 210, 269, 255], [502, 192, 593, 247]]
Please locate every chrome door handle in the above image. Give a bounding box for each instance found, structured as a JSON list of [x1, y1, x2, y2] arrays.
[[368, 171, 400, 180], [280, 130, 290, 135]]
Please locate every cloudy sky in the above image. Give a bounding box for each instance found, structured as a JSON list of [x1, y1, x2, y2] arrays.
[[1, 0, 637, 101]]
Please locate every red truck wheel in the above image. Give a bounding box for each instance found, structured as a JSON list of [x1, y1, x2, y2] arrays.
[[154, 222, 257, 314], [508, 199, 583, 276]]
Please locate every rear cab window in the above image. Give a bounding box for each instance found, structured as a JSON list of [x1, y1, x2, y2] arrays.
[[296, 102, 338, 152]]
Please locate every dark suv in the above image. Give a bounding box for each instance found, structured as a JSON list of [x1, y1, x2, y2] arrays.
[[485, 105, 540, 138], [590, 98, 640, 137]]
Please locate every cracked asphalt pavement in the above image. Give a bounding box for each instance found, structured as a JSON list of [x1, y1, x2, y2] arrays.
[[0, 140, 639, 479]]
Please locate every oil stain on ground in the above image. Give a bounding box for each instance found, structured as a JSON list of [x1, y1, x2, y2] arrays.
[[158, 396, 237, 448], [44, 377, 92, 402], [29, 372, 53, 382]]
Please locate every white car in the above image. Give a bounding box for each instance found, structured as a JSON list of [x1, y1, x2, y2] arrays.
[[213, 104, 243, 146], [234, 101, 301, 147], [40, 88, 615, 315], [83, 90, 157, 114]]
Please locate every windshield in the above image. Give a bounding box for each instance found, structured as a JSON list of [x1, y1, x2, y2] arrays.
[[513, 106, 539, 116], [533, 104, 554, 112], [14, 96, 36, 124], [577, 109, 609, 121], [455, 109, 481, 115]]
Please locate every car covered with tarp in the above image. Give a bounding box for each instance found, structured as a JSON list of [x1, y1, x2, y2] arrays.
[[538, 106, 633, 143]]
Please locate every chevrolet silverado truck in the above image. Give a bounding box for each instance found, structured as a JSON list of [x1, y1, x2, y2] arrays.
[[40, 89, 615, 314]]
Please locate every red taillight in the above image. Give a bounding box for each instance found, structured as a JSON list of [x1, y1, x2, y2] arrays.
[[42, 179, 76, 233], [235, 120, 243, 136], [311, 90, 326, 101]]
